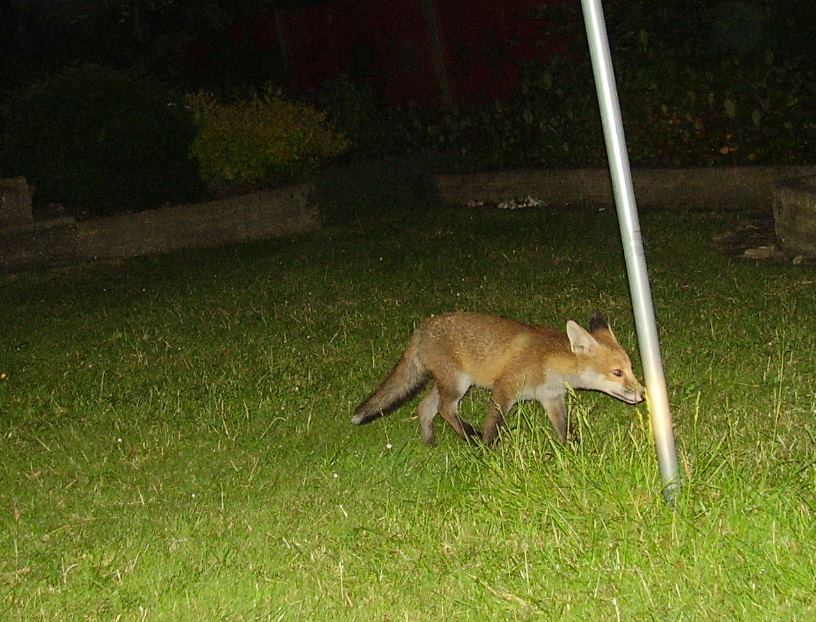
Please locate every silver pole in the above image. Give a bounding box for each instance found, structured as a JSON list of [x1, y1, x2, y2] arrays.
[[580, 0, 680, 504]]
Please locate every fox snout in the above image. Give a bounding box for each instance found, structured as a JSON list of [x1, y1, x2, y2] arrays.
[[620, 383, 645, 405]]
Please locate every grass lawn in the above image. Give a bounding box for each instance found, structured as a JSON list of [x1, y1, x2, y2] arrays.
[[1, 200, 814, 620]]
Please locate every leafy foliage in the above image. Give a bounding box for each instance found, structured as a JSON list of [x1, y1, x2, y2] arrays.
[[187, 88, 349, 189], [0, 64, 203, 217], [317, 76, 396, 158], [605, 0, 816, 166], [322, 0, 815, 170]]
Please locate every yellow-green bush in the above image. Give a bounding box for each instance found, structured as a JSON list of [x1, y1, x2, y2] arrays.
[[187, 89, 349, 188]]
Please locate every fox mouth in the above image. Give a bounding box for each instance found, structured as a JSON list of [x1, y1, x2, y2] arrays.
[[615, 390, 644, 404]]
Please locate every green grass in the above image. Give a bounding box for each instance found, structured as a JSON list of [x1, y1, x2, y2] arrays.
[[1, 203, 815, 620]]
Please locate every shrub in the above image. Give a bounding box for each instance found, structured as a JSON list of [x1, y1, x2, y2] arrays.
[[602, 0, 816, 167], [321, 0, 815, 170], [379, 59, 605, 171], [187, 88, 349, 190], [1, 64, 203, 217], [317, 76, 400, 159]]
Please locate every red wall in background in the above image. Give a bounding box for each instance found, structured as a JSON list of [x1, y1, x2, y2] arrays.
[[193, 0, 571, 106], [282, 0, 441, 104], [436, 0, 567, 103]]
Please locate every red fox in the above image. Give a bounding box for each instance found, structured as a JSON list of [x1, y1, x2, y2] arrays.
[[352, 311, 644, 445]]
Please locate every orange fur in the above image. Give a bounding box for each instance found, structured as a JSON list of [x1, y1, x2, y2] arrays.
[[352, 311, 644, 445]]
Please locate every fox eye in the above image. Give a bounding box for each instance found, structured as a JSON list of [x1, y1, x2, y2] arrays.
[[611, 369, 623, 377]]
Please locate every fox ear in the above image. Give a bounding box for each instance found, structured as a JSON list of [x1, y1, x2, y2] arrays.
[[589, 311, 618, 342], [567, 320, 598, 354], [588, 312, 608, 332]]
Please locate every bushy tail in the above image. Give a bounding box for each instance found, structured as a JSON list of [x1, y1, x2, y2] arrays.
[[351, 333, 427, 425]]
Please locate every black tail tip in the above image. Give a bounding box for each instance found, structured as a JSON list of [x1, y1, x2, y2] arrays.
[[588, 311, 608, 332]]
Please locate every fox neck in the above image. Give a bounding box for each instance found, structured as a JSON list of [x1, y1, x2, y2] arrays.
[[553, 355, 603, 392]]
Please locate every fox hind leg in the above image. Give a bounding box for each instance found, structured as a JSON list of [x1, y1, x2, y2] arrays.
[[436, 383, 478, 442], [417, 383, 440, 444]]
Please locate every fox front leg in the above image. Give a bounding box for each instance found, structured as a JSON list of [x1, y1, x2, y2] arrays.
[[540, 395, 568, 442], [482, 387, 516, 446]]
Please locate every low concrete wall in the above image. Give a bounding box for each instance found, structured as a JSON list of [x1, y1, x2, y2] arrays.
[[0, 217, 78, 272], [0, 182, 319, 272], [773, 176, 816, 257], [5, 166, 816, 272], [0, 177, 33, 231], [436, 166, 816, 210], [0, 177, 33, 227], [78, 184, 318, 260]]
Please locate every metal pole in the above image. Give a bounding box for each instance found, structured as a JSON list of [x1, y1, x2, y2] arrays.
[[580, 0, 680, 504]]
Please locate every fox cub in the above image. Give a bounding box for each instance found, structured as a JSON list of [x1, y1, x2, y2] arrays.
[[352, 311, 644, 445]]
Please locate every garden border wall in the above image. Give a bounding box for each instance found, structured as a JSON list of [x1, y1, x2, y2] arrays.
[[773, 175, 816, 257], [1, 183, 318, 272], [435, 165, 816, 210], [4, 165, 816, 273], [77, 185, 318, 260]]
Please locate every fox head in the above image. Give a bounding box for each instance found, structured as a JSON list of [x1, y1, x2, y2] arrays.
[[565, 313, 645, 405]]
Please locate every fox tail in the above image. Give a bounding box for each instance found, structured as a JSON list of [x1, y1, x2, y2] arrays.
[[351, 333, 427, 425]]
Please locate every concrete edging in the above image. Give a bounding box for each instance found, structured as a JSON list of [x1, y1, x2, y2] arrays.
[[0, 183, 319, 272], [4, 165, 816, 272], [772, 175, 816, 257], [77, 184, 318, 260], [435, 165, 816, 210]]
